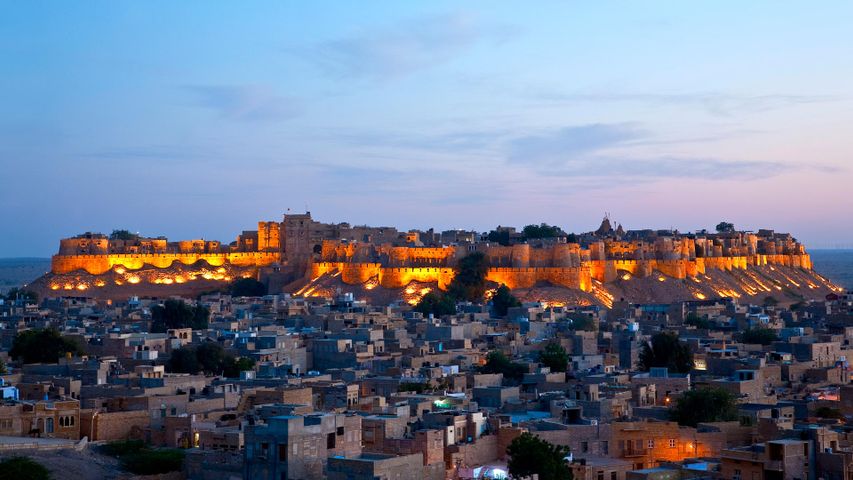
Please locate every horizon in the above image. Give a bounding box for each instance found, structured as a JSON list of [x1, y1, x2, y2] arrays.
[[3, 1, 853, 256]]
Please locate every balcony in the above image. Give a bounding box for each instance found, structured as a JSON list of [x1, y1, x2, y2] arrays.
[[623, 448, 648, 458]]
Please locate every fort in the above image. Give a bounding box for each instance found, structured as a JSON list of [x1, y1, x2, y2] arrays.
[[44, 213, 827, 304]]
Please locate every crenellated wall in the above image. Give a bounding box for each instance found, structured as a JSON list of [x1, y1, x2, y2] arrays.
[[51, 252, 281, 275]]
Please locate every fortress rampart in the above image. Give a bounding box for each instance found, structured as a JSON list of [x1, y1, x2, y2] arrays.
[[51, 252, 281, 275]]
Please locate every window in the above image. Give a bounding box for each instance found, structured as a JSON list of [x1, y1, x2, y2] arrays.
[[46, 418, 54, 433], [669, 439, 676, 448], [601, 441, 609, 455], [733, 468, 742, 480], [278, 444, 287, 462], [611, 473, 617, 480], [647, 439, 654, 449], [597, 472, 604, 480], [327, 432, 336, 449], [582, 441, 589, 453]]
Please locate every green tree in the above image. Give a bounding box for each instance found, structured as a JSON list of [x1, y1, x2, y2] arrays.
[[229, 278, 267, 297], [195, 343, 228, 374], [446, 252, 490, 302], [522, 224, 563, 240], [10, 328, 85, 364], [565, 233, 579, 243], [539, 342, 569, 373], [507, 432, 572, 480], [670, 387, 738, 427], [0, 456, 52, 480], [486, 229, 511, 246], [150, 299, 209, 333], [715, 222, 735, 233], [638, 332, 694, 373], [481, 351, 527, 382], [491, 284, 521, 317], [414, 292, 457, 317], [223, 356, 256, 378], [739, 328, 778, 345]]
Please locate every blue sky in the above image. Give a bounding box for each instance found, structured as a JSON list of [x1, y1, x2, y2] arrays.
[[2, 1, 852, 256]]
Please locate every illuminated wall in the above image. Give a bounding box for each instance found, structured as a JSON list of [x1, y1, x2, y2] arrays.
[[51, 252, 281, 275]]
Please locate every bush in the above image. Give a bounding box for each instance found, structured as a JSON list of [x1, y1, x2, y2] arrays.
[[150, 299, 209, 333], [229, 278, 267, 297], [10, 328, 85, 364], [670, 387, 738, 427], [0, 456, 51, 480], [491, 284, 521, 317], [120, 449, 185, 475], [739, 328, 778, 345], [638, 332, 694, 373], [507, 432, 572, 480]]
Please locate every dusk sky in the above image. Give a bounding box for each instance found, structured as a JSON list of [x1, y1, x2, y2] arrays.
[[2, 1, 853, 257]]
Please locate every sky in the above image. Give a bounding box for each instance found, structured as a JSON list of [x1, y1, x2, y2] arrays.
[[2, 1, 853, 257]]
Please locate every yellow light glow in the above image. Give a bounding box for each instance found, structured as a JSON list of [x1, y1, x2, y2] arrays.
[[621, 273, 631, 281], [50, 284, 60, 290], [694, 293, 706, 300], [216, 267, 226, 273], [127, 276, 140, 284], [114, 267, 126, 274], [658, 276, 666, 282], [405, 287, 416, 294]]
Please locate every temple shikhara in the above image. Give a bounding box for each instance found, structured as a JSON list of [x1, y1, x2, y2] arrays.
[[35, 213, 837, 306]]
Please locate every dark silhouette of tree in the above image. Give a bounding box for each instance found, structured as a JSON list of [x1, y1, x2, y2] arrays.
[[670, 387, 738, 427], [150, 300, 209, 333], [814, 406, 844, 419], [739, 328, 778, 345], [522, 223, 563, 240], [715, 222, 735, 233], [539, 342, 569, 372], [0, 456, 52, 480], [567, 313, 596, 331], [565, 233, 579, 243], [167, 343, 253, 377], [492, 284, 521, 317], [223, 356, 256, 378], [228, 278, 267, 297], [414, 292, 457, 317], [166, 346, 200, 374], [684, 313, 711, 329], [10, 328, 86, 364], [763, 296, 779, 307], [486, 229, 511, 246], [507, 432, 572, 480], [446, 252, 489, 302], [109, 229, 137, 240], [3, 288, 38, 304], [481, 351, 527, 382], [638, 332, 693, 373]]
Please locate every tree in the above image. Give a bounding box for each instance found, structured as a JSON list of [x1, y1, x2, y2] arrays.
[[638, 332, 694, 373], [150, 299, 209, 333], [539, 342, 569, 373], [715, 222, 735, 233], [229, 278, 267, 297], [684, 312, 711, 329], [10, 328, 85, 364], [670, 387, 738, 427], [486, 229, 511, 246], [110, 229, 137, 240], [763, 296, 779, 307], [522, 223, 563, 240], [481, 351, 527, 382], [567, 313, 596, 331], [565, 233, 578, 243], [414, 292, 457, 317], [446, 252, 489, 302], [223, 356, 255, 378], [0, 456, 52, 480], [739, 328, 778, 346], [814, 406, 844, 419], [3, 288, 38, 304], [195, 343, 229, 375], [491, 284, 521, 317], [166, 346, 200, 374], [507, 432, 572, 480]]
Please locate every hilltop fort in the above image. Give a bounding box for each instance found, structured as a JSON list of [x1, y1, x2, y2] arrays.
[[35, 213, 839, 305]]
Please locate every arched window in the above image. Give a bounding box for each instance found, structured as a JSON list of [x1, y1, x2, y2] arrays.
[[59, 417, 65, 427], [70, 416, 75, 426], [46, 418, 54, 433]]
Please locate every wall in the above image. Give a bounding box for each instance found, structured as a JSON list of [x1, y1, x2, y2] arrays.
[[52, 252, 281, 275]]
